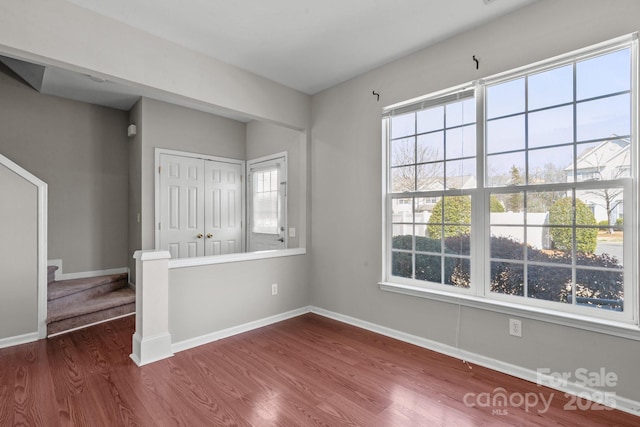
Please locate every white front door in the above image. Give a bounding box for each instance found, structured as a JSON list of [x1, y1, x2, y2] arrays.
[[159, 154, 205, 259], [159, 153, 243, 258], [204, 160, 243, 255], [248, 154, 287, 252]]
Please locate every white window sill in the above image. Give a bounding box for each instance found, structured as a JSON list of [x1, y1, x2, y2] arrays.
[[379, 281, 640, 341], [168, 248, 306, 269]]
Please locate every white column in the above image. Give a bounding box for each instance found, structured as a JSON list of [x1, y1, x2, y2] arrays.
[[130, 250, 173, 366]]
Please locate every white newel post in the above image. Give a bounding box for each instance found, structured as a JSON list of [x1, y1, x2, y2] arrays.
[[130, 250, 173, 366]]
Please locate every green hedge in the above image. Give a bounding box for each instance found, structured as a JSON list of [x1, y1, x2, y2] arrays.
[[392, 234, 623, 309], [548, 197, 597, 253]]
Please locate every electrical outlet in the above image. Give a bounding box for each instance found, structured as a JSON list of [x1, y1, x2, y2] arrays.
[[289, 228, 296, 238], [271, 283, 278, 296], [509, 318, 522, 337]]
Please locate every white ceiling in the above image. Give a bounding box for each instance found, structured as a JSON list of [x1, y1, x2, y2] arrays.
[[64, 0, 537, 95]]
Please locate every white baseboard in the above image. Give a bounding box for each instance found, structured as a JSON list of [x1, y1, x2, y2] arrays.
[[47, 312, 136, 338], [49, 259, 129, 281], [0, 331, 39, 349], [309, 306, 640, 417], [171, 306, 310, 354], [131, 331, 173, 366]]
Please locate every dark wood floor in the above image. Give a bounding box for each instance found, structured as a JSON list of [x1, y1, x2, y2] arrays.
[[0, 314, 637, 426]]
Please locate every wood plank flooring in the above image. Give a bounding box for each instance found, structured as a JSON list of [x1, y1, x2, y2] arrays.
[[0, 313, 638, 426]]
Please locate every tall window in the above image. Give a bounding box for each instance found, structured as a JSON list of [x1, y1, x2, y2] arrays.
[[383, 35, 637, 323], [387, 90, 476, 289], [252, 168, 280, 234]]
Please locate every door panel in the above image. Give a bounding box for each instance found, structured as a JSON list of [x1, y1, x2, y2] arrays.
[[159, 154, 205, 258], [204, 160, 243, 256]]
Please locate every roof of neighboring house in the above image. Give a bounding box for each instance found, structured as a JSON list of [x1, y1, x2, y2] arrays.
[[566, 136, 630, 173]]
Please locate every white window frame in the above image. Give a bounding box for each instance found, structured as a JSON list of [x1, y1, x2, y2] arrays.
[[247, 152, 288, 251], [381, 34, 639, 333]]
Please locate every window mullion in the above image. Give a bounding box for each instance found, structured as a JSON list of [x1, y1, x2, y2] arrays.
[[474, 81, 486, 297]]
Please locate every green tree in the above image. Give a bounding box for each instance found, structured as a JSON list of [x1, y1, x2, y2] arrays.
[[427, 196, 471, 239], [427, 195, 503, 239], [548, 197, 597, 253], [506, 165, 524, 212], [490, 195, 505, 213]]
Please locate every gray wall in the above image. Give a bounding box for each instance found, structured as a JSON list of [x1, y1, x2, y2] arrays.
[[0, 67, 129, 274], [128, 100, 143, 282], [137, 98, 247, 253], [246, 120, 304, 249], [169, 255, 309, 343], [0, 164, 38, 339], [309, 0, 640, 402]]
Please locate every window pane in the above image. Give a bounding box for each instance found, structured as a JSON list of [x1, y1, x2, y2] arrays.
[[390, 137, 415, 166], [486, 115, 525, 154], [580, 228, 623, 267], [415, 197, 434, 215], [392, 224, 413, 250], [392, 197, 414, 217], [528, 265, 571, 303], [487, 78, 525, 119], [446, 159, 476, 189], [525, 225, 551, 251], [417, 132, 444, 162], [528, 145, 573, 185], [577, 48, 631, 100], [486, 152, 525, 187], [252, 169, 279, 234], [575, 268, 624, 311], [445, 229, 470, 255], [526, 190, 565, 214], [417, 106, 444, 133], [442, 196, 471, 226], [446, 98, 476, 127], [446, 125, 476, 159], [391, 112, 415, 139], [528, 64, 573, 110], [528, 105, 574, 148], [491, 228, 525, 260], [392, 252, 412, 278], [416, 163, 444, 191], [415, 235, 441, 253], [415, 254, 441, 283], [415, 222, 427, 236], [445, 257, 470, 287], [577, 93, 630, 141], [490, 262, 524, 296], [391, 166, 415, 192], [577, 186, 624, 228], [576, 139, 631, 183]]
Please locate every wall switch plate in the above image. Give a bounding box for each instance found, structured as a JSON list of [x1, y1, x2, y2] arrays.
[[509, 318, 522, 337], [271, 283, 278, 295], [288, 228, 296, 238]]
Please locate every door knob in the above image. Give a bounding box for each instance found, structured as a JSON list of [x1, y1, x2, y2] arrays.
[[197, 233, 203, 239], [276, 237, 284, 242], [206, 233, 213, 238]]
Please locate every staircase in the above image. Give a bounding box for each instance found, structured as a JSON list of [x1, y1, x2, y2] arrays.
[[46, 266, 135, 336]]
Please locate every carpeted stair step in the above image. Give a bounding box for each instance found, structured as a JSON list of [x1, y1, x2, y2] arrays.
[[47, 265, 58, 285], [48, 273, 128, 302], [46, 287, 135, 336]]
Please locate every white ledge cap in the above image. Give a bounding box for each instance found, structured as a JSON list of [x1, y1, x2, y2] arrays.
[[133, 250, 172, 261]]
